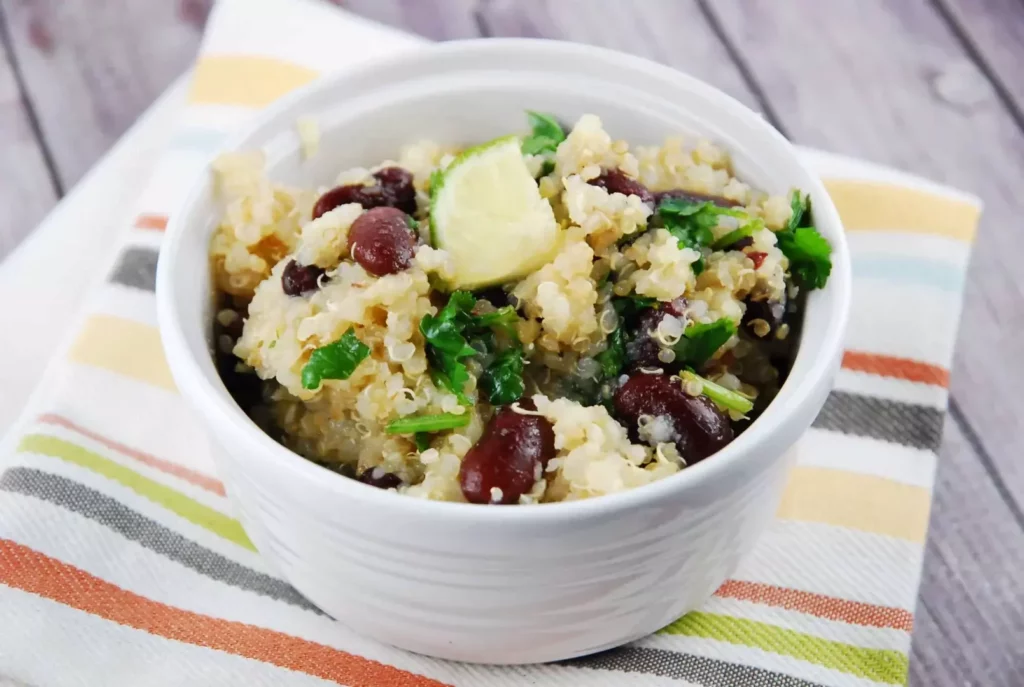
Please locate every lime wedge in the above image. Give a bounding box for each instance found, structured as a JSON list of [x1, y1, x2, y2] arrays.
[[430, 135, 561, 290]]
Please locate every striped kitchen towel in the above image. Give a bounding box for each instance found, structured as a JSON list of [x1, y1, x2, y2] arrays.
[[0, 0, 979, 685]]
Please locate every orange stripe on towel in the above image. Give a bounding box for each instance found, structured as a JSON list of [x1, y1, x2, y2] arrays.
[[0, 539, 452, 687], [842, 351, 949, 387], [715, 580, 914, 631]]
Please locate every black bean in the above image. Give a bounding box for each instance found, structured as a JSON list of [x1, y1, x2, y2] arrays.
[[281, 260, 325, 296], [312, 166, 418, 219], [742, 291, 787, 338], [357, 467, 403, 490]]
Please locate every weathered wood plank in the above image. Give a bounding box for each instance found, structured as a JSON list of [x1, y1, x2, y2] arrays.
[[477, 0, 760, 110], [338, 0, 482, 40], [0, 15, 58, 260], [934, 0, 1024, 125], [910, 416, 1024, 687], [0, 0, 205, 188], [705, 0, 1024, 566]]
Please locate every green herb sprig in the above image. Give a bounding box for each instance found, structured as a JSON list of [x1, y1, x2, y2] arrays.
[[775, 191, 832, 290], [420, 290, 526, 406], [301, 328, 370, 390]]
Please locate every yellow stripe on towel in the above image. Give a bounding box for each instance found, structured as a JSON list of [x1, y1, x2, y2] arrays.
[[68, 315, 176, 392], [824, 179, 979, 241], [189, 55, 320, 107], [778, 466, 931, 542]]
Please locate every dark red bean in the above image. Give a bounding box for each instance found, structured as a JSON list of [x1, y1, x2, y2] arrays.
[[371, 166, 418, 214], [653, 189, 739, 209], [312, 167, 417, 219], [347, 207, 417, 276], [588, 169, 654, 204], [732, 236, 754, 250], [459, 403, 556, 505], [357, 467, 403, 490], [613, 373, 733, 464], [281, 260, 325, 296]]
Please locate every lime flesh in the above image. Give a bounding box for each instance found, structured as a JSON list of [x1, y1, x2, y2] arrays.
[[430, 136, 561, 290]]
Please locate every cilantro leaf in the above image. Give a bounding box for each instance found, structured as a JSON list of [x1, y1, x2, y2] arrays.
[[475, 305, 519, 338], [595, 326, 627, 378], [521, 111, 567, 156], [301, 328, 370, 390], [787, 190, 809, 231], [386, 413, 471, 435], [481, 345, 526, 405], [672, 318, 736, 368], [420, 291, 525, 404], [420, 291, 478, 402], [777, 226, 832, 290], [656, 198, 748, 275]]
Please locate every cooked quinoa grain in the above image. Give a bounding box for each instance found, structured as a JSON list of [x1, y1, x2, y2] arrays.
[[211, 112, 833, 504]]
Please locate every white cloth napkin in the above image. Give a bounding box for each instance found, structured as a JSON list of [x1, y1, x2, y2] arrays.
[[0, 1, 980, 685]]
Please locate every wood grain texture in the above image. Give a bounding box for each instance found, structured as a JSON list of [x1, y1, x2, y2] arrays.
[[934, 0, 1024, 126], [704, 0, 1024, 578], [0, 0, 205, 188], [0, 14, 57, 260], [338, 0, 482, 40], [477, 0, 761, 110], [911, 416, 1024, 687]]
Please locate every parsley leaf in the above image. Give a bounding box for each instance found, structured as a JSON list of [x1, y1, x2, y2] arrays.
[[481, 346, 526, 405], [521, 111, 566, 156], [386, 413, 471, 435], [301, 328, 370, 390], [656, 198, 747, 275], [672, 318, 736, 368]]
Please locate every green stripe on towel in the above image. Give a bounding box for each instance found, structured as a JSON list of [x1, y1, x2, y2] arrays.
[[18, 434, 254, 551], [661, 612, 908, 684]]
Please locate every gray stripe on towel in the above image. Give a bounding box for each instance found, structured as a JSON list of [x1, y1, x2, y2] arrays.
[[0, 467, 322, 614], [109, 246, 159, 292], [813, 390, 944, 450], [564, 646, 828, 687]]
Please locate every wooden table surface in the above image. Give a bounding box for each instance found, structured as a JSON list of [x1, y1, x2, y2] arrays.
[[2, 0, 1022, 684]]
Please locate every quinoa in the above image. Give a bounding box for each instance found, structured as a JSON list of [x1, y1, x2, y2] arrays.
[[211, 112, 833, 504]]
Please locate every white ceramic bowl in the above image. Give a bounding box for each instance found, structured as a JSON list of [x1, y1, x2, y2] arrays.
[[157, 39, 851, 664]]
